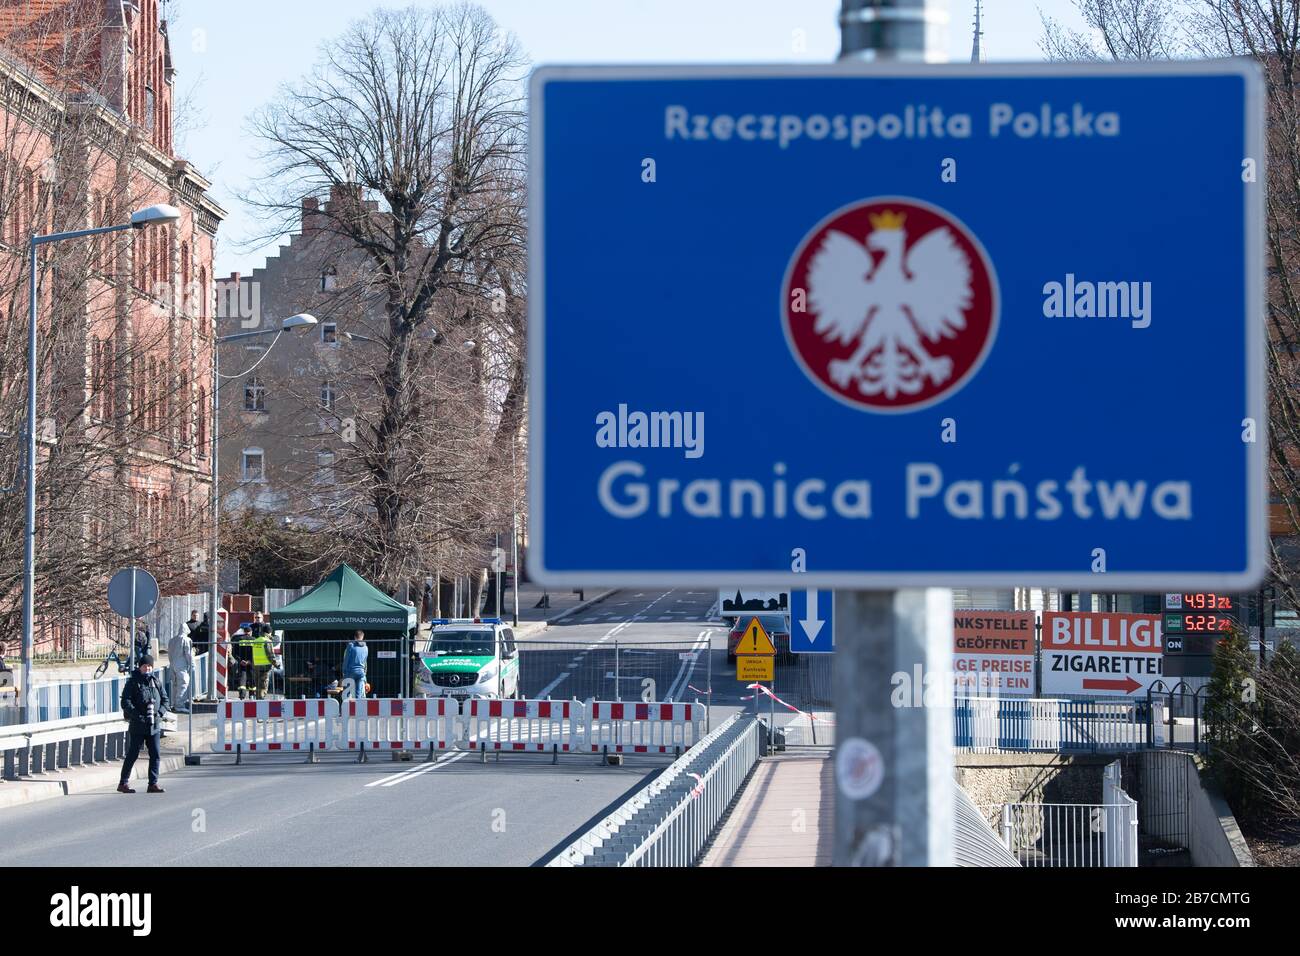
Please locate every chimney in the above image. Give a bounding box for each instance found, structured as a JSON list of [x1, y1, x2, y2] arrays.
[[302, 196, 323, 235]]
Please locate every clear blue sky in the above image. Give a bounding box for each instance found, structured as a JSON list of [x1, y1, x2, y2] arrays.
[[166, 0, 1079, 277]]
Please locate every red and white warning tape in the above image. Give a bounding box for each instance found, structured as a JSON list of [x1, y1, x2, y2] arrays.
[[745, 683, 835, 725], [686, 771, 705, 799]]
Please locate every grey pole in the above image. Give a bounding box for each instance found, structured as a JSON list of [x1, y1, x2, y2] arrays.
[[833, 0, 954, 868], [21, 238, 38, 716], [211, 330, 221, 698], [511, 510, 519, 627]]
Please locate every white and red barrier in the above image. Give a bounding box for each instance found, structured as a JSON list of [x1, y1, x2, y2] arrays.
[[339, 697, 458, 751], [212, 698, 337, 752], [584, 701, 705, 754], [211, 697, 707, 756], [461, 698, 585, 752]]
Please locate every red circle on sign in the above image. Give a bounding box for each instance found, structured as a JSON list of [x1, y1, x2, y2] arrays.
[[782, 197, 999, 413]]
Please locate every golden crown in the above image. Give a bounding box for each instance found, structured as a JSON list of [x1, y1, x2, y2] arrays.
[[868, 210, 907, 231]]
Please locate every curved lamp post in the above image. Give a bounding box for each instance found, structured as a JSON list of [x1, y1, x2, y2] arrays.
[[208, 312, 318, 692], [21, 204, 182, 712]]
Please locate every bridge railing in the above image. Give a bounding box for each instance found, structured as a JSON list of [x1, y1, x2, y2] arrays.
[[546, 712, 763, 867], [954, 696, 1163, 753]]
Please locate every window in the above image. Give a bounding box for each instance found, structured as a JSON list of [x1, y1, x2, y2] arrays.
[[316, 448, 336, 485], [321, 380, 336, 411], [197, 387, 207, 450], [241, 449, 264, 482], [244, 376, 265, 412], [145, 87, 156, 135], [321, 266, 338, 292], [321, 323, 338, 345]]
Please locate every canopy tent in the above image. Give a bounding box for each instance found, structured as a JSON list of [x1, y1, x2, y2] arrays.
[[270, 564, 417, 632]]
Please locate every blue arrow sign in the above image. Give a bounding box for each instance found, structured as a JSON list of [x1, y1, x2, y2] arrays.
[[528, 62, 1266, 589], [790, 589, 834, 653]]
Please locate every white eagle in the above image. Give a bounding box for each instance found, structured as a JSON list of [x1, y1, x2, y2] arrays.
[[807, 210, 973, 398]]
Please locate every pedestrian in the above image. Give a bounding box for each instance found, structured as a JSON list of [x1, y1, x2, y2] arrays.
[[343, 630, 368, 700], [167, 617, 194, 714], [191, 612, 210, 656], [118, 654, 167, 794], [133, 624, 152, 667], [232, 625, 253, 699], [250, 624, 275, 699]]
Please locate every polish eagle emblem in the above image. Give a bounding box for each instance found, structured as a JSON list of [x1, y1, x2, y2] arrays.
[[783, 199, 998, 412]]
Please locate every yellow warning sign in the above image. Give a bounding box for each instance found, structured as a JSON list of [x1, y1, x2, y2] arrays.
[[735, 617, 777, 656], [737, 655, 774, 681]]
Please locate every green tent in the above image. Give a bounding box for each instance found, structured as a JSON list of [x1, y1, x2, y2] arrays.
[[270, 564, 417, 631]]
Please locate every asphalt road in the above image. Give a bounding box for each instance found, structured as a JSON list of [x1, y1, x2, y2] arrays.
[[7, 587, 821, 866]]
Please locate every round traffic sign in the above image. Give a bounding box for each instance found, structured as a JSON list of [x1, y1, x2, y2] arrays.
[[107, 567, 160, 618]]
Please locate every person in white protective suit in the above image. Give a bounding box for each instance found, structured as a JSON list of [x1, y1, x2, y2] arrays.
[[167, 620, 195, 714]]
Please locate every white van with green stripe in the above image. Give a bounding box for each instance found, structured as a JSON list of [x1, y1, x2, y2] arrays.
[[415, 619, 521, 701]]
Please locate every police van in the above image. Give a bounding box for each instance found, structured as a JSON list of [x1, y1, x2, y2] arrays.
[[414, 618, 521, 700]]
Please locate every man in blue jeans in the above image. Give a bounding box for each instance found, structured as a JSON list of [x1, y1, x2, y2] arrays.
[[343, 630, 368, 700], [119, 654, 167, 793]]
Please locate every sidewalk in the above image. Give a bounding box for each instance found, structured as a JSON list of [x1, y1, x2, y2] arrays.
[[700, 750, 835, 866], [0, 712, 217, 811]]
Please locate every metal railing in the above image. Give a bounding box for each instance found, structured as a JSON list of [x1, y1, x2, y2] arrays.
[[546, 713, 763, 867], [955, 696, 1158, 752], [999, 797, 1138, 867], [1, 712, 129, 780]]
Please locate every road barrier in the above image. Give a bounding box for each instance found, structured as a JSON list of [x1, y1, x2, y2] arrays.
[[210, 696, 705, 757], [339, 697, 459, 751], [1, 713, 129, 780], [462, 698, 584, 752], [586, 701, 705, 754], [213, 699, 336, 752]]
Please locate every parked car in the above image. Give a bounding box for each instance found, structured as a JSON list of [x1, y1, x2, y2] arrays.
[[727, 614, 791, 664]]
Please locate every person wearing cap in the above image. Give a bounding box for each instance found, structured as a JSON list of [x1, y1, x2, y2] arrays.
[[119, 654, 168, 794], [343, 630, 368, 700]]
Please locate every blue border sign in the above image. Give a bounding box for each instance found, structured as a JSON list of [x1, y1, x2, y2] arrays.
[[528, 61, 1266, 589]]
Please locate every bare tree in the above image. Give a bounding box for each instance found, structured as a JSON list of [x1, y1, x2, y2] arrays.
[[1039, 0, 1300, 610], [246, 2, 527, 593]]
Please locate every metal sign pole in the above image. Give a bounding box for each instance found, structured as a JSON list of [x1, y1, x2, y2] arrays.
[[129, 567, 137, 672], [832, 0, 954, 868]]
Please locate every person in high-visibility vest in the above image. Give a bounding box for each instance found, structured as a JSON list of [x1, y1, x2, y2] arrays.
[[250, 627, 275, 699], [232, 626, 254, 699]]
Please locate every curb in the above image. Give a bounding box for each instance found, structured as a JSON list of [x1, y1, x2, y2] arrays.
[[0, 729, 217, 812], [515, 589, 619, 639]]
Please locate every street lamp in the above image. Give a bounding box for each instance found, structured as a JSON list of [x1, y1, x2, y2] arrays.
[[208, 312, 318, 687], [21, 203, 182, 713]]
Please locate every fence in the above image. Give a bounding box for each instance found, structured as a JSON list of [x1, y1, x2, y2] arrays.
[[547, 713, 763, 866], [500, 638, 715, 706], [955, 697, 1160, 752], [1000, 797, 1138, 866], [211, 695, 708, 758], [264, 587, 310, 614]]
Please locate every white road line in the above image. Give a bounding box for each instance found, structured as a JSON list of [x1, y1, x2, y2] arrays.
[[536, 670, 571, 699], [378, 751, 469, 786], [665, 631, 710, 701]]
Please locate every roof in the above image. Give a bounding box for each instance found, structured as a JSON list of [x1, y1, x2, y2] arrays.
[[270, 564, 416, 632]]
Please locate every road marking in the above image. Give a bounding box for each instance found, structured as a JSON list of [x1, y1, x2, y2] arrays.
[[527, 590, 669, 697], [537, 670, 571, 699], [665, 631, 711, 701], [377, 751, 470, 786]]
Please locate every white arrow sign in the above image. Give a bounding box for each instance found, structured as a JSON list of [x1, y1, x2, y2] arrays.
[[800, 589, 824, 644]]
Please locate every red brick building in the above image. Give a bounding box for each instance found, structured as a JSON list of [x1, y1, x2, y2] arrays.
[[0, 0, 224, 654]]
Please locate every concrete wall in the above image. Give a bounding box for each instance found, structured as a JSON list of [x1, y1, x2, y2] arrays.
[[1186, 756, 1253, 867], [955, 753, 1113, 824]]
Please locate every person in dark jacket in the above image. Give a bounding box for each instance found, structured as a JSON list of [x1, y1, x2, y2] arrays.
[[191, 612, 210, 656], [119, 654, 167, 794]]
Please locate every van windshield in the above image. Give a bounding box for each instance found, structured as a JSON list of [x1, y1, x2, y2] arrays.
[[427, 630, 495, 656]]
